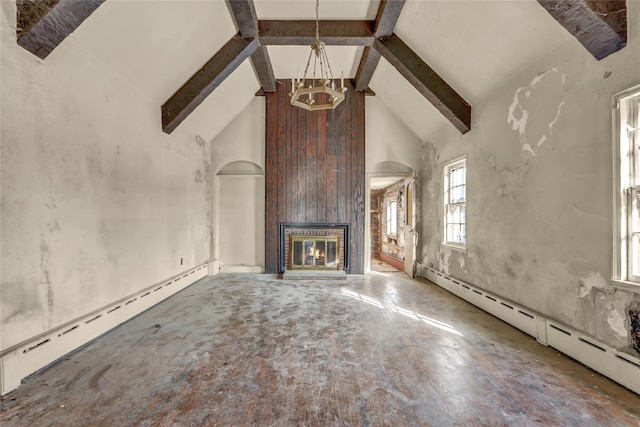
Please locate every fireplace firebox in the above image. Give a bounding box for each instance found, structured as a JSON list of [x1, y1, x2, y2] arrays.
[[278, 223, 350, 273], [290, 235, 340, 270]]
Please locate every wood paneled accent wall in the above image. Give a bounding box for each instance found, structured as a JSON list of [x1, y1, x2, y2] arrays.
[[265, 80, 365, 274]]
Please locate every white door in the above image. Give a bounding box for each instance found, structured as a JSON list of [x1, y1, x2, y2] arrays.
[[404, 176, 417, 277]]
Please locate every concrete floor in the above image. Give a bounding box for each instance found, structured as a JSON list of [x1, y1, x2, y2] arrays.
[[370, 257, 400, 273], [1, 273, 639, 426]]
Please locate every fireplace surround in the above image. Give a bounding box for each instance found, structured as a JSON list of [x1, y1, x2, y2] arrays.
[[278, 223, 350, 273]]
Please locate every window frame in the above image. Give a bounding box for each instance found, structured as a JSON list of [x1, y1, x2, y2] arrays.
[[443, 156, 467, 250], [612, 84, 640, 293], [386, 199, 397, 236]]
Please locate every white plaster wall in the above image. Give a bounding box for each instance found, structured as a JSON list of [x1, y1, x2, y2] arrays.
[[0, 2, 210, 351], [418, 2, 640, 356], [365, 97, 422, 173], [211, 98, 266, 176], [210, 98, 265, 264]]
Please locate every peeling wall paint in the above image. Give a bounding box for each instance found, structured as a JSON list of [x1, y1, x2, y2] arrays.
[[578, 271, 608, 298], [507, 68, 566, 156], [419, 1, 640, 356]]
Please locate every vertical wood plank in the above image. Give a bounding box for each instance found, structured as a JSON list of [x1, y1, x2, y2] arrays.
[[276, 82, 287, 235], [317, 110, 327, 223], [326, 109, 338, 223], [297, 96, 307, 222], [305, 106, 318, 222], [289, 81, 298, 222], [265, 92, 279, 273]]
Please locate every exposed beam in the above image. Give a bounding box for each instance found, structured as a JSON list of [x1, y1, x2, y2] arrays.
[[227, 0, 276, 91], [16, 0, 105, 59], [227, 0, 259, 38], [536, 0, 627, 60], [374, 0, 407, 38], [355, 0, 406, 91], [162, 35, 259, 134], [250, 46, 276, 92], [258, 20, 375, 46], [355, 47, 381, 91], [374, 34, 471, 134]]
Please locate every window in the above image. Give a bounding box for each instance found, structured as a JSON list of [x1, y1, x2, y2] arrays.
[[387, 200, 397, 236], [614, 86, 640, 287], [444, 157, 466, 248]]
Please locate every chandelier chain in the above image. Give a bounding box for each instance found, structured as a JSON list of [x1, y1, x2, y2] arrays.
[[315, 0, 320, 41]]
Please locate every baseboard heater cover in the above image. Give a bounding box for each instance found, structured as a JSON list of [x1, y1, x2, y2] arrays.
[[421, 266, 640, 395], [0, 264, 208, 396]]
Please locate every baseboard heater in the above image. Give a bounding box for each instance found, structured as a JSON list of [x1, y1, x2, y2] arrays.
[[0, 264, 208, 396], [421, 266, 640, 395]]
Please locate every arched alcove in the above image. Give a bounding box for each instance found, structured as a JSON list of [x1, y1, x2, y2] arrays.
[[215, 160, 265, 272], [216, 160, 264, 176]]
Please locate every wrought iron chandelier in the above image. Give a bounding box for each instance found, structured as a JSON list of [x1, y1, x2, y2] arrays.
[[289, 0, 347, 111]]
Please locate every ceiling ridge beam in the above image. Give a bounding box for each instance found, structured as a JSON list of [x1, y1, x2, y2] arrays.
[[258, 20, 375, 46], [17, 0, 106, 59], [536, 0, 627, 60], [227, 0, 276, 91], [374, 34, 471, 134], [162, 34, 259, 134], [355, 0, 406, 91]]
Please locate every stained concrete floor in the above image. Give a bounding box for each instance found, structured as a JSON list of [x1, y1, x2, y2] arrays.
[[2, 273, 640, 426], [370, 258, 400, 273]]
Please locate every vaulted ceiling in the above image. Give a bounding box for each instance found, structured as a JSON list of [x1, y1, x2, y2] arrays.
[[16, 0, 627, 143]]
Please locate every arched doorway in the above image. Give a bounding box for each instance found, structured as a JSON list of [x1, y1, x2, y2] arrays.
[[367, 161, 417, 277]]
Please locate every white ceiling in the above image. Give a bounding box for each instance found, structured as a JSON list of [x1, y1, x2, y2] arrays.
[[65, 0, 575, 143]]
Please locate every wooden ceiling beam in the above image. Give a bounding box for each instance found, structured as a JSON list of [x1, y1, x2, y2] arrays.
[[355, 47, 381, 91], [250, 46, 276, 92], [373, 0, 407, 38], [162, 35, 259, 134], [374, 34, 471, 134], [536, 0, 627, 60], [355, 0, 406, 91], [227, 0, 276, 92], [258, 20, 375, 46], [16, 0, 105, 59]]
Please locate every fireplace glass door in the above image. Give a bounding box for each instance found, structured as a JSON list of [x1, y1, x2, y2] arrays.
[[290, 235, 339, 270]]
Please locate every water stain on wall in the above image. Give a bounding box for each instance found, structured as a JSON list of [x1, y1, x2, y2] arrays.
[[577, 271, 607, 298]]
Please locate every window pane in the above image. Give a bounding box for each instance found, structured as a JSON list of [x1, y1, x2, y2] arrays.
[[453, 224, 461, 243], [633, 233, 640, 276], [462, 205, 466, 223], [454, 205, 460, 223], [461, 225, 466, 243]]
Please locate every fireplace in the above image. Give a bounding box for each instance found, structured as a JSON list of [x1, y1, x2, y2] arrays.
[[279, 223, 350, 273], [290, 235, 340, 270]]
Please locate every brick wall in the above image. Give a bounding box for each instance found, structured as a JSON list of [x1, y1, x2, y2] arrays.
[[370, 189, 383, 257]]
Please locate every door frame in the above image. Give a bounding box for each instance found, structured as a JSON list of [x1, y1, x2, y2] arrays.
[[365, 172, 416, 273]]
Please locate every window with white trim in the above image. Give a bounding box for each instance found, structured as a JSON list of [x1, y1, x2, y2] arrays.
[[386, 200, 397, 236], [614, 86, 640, 286], [444, 157, 466, 247]]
